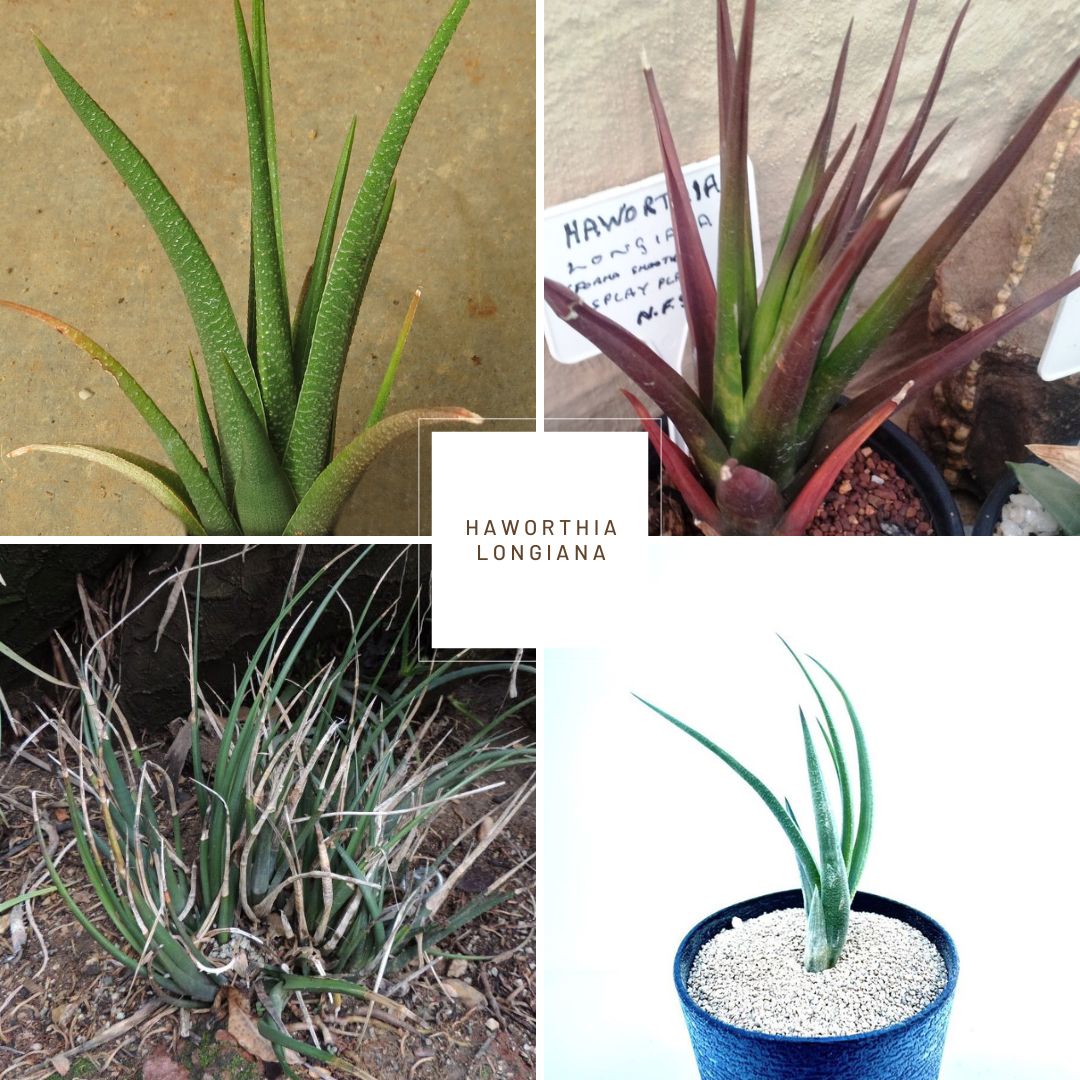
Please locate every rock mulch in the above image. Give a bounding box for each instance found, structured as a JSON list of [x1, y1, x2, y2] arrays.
[[687, 907, 947, 1038]]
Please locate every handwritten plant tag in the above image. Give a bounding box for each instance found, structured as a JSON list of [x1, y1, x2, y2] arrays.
[[543, 156, 761, 368], [1038, 253, 1080, 380]]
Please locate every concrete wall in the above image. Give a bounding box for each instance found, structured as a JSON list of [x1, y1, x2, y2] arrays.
[[545, 0, 1080, 419]]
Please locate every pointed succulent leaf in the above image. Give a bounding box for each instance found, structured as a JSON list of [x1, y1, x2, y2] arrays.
[[544, 280, 728, 483], [0, 300, 238, 533], [803, 53, 1080, 437], [799, 709, 850, 971], [634, 694, 821, 893], [252, 0, 288, 307], [234, 0, 296, 455], [1009, 462, 1080, 535], [188, 354, 226, 505], [284, 407, 481, 535], [643, 65, 717, 405], [286, 0, 471, 497], [32, 37, 269, 479], [8, 444, 206, 535], [809, 656, 873, 893], [621, 391, 727, 534], [779, 637, 854, 864], [293, 119, 359, 377], [777, 384, 907, 536], [365, 288, 422, 429], [813, 268, 1080, 473]]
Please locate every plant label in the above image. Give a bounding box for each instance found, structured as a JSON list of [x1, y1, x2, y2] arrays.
[[543, 156, 762, 368], [1038, 253, 1080, 380]]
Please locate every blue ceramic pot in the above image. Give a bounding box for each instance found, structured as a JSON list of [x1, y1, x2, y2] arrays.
[[674, 889, 959, 1080]]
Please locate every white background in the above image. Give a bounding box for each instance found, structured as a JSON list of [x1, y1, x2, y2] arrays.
[[542, 541, 1080, 1079]]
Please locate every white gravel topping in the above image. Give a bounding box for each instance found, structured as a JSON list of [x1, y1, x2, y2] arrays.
[[997, 488, 1061, 535], [687, 907, 947, 1037]]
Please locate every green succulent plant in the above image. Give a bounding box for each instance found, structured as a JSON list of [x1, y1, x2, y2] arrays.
[[2, 0, 480, 535], [637, 641, 871, 972], [1009, 443, 1080, 535], [545, 0, 1080, 535]]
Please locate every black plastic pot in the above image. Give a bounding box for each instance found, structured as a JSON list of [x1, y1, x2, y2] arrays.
[[972, 471, 1020, 535], [866, 420, 964, 536], [675, 889, 959, 1080]]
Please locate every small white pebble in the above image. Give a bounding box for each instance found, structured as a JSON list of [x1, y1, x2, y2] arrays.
[[870, 475, 885, 485], [78, 388, 94, 400], [485, 1018, 500, 1032]]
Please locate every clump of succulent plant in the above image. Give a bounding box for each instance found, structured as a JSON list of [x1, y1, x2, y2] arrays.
[[1008, 443, 1080, 535], [545, 0, 1080, 535], [2, 0, 479, 535], [636, 642, 871, 972]]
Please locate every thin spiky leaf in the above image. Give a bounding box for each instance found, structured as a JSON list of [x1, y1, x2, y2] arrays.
[[799, 709, 850, 972], [810, 657, 873, 892], [8, 444, 206, 535], [234, 0, 296, 454], [643, 65, 716, 404], [32, 38, 268, 463], [780, 637, 854, 865], [189, 354, 226, 504], [284, 407, 482, 535], [0, 300, 238, 533], [622, 391, 727, 534], [365, 287, 421, 429], [814, 268, 1080, 471], [823, 0, 916, 252], [544, 280, 728, 484], [802, 53, 1080, 439], [253, 0, 288, 310], [292, 119, 359, 377], [777, 384, 907, 535], [285, 0, 470, 496], [634, 694, 821, 892]]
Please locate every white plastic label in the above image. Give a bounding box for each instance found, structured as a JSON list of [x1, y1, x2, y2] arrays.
[[543, 156, 762, 368], [1038, 253, 1080, 380]]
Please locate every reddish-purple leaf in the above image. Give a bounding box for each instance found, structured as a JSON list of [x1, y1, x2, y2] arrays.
[[644, 65, 717, 405], [804, 52, 1080, 438], [544, 279, 728, 481], [777, 387, 907, 535], [823, 0, 917, 252], [811, 266, 1080, 472], [713, 458, 784, 535], [622, 390, 726, 534]]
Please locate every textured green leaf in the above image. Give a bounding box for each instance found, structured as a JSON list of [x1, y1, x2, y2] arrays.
[[285, 0, 471, 496], [33, 36, 270, 487], [234, 0, 296, 455], [0, 300, 237, 533], [634, 694, 821, 893], [189, 354, 226, 504], [293, 119, 359, 378], [284, 407, 481, 535], [8, 444, 206, 535], [799, 710, 850, 971]]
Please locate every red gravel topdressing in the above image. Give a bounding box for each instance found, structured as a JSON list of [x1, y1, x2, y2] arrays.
[[806, 445, 934, 536]]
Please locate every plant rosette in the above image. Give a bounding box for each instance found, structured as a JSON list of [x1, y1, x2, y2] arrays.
[[674, 889, 958, 1080]]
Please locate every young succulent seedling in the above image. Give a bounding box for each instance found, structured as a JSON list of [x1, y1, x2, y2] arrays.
[[545, 0, 1080, 535], [2, 0, 479, 535], [636, 642, 871, 972], [1009, 444, 1080, 535]]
